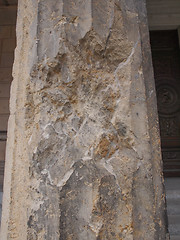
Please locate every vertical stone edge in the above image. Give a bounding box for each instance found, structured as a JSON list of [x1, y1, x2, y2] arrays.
[[134, 0, 168, 239], [0, 0, 38, 239]]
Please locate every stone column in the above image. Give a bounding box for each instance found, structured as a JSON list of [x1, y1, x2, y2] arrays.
[[1, 0, 167, 239]]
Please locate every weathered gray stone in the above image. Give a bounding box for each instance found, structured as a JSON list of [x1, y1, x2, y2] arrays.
[[1, 0, 167, 239]]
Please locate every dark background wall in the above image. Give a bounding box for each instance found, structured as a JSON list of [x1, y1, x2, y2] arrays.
[[0, 2, 17, 225]]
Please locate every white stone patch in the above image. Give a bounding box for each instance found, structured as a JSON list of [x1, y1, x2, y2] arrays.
[[31, 200, 45, 212], [149, 89, 154, 97], [89, 221, 103, 237], [42, 123, 52, 139], [42, 132, 49, 139], [57, 168, 74, 188], [82, 156, 92, 161], [41, 169, 54, 185], [28, 134, 33, 145], [33, 147, 37, 154], [100, 158, 116, 177]]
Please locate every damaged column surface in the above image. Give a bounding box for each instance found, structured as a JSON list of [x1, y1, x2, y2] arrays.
[[1, 0, 167, 239]]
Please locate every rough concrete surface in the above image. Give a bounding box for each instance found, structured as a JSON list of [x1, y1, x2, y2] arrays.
[[1, 0, 167, 239]]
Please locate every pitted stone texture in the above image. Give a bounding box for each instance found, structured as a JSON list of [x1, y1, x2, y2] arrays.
[[1, 0, 167, 239]]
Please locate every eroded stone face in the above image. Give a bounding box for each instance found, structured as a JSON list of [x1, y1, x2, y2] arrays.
[[1, 0, 167, 239]]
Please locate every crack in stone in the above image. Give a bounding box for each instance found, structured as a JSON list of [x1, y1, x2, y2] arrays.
[[115, 38, 139, 75]]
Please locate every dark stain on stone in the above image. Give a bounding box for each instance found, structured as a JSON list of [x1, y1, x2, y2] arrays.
[[115, 122, 127, 137], [62, 102, 72, 116], [93, 175, 122, 240], [97, 175, 120, 213], [27, 215, 34, 228], [95, 135, 110, 158], [59, 160, 103, 239], [59, 160, 123, 239]]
